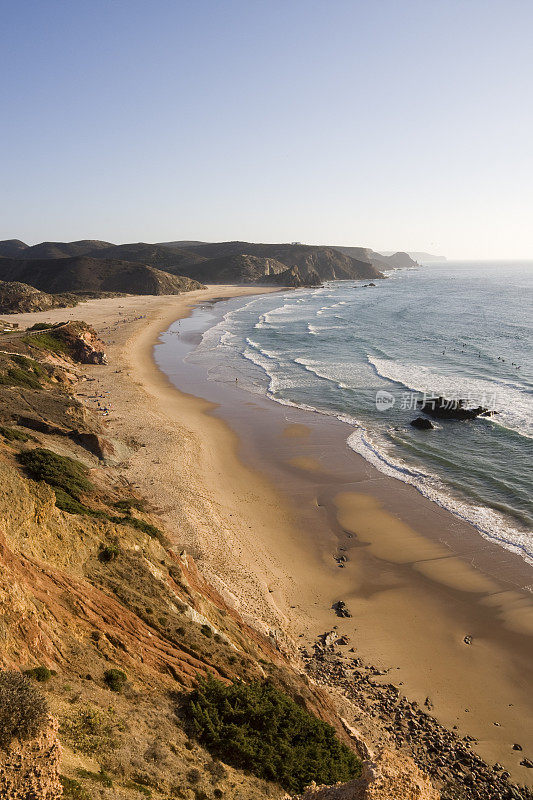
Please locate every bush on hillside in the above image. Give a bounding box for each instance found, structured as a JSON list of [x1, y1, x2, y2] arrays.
[[103, 668, 127, 693], [184, 676, 360, 793], [0, 670, 49, 749], [24, 665, 53, 682], [18, 448, 93, 501]]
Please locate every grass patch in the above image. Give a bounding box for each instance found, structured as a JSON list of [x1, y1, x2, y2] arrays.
[[0, 425, 32, 442], [27, 322, 62, 331], [124, 781, 152, 797], [0, 367, 42, 389], [23, 331, 69, 354], [110, 515, 166, 542], [76, 768, 113, 787], [0, 354, 47, 390], [113, 498, 146, 513], [60, 706, 118, 756], [184, 677, 361, 793]]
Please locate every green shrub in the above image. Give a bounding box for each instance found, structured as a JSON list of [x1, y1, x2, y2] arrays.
[[184, 677, 360, 793], [103, 668, 127, 692], [0, 670, 49, 749], [11, 354, 46, 377], [24, 665, 52, 683], [53, 488, 93, 515], [98, 544, 120, 563], [60, 776, 89, 799], [0, 425, 31, 442], [114, 515, 163, 539], [60, 705, 118, 755], [18, 448, 93, 504], [200, 624, 213, 638], [113, 498, 146, 512]]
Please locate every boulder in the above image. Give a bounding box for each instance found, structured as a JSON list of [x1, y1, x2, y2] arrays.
[[332, 601, 352, 618], [417, 396, 495, 420], [410, 417, 434, 430]]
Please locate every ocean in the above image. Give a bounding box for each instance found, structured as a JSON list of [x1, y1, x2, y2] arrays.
[[183, 261, 533, 564]]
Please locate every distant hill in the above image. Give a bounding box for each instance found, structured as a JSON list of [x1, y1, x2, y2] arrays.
[[330, 246, 418, 269], [409, 251, 446, 262], [82, 242, 207, 273], [158, 240, 208, 249], [182, 253, 320, 286], [0, 240, 29, 258], [15, 240, 115, 260], [0, 280, 78, 313], [0, 256, 204, 295], [177, 241, 383, 282], [381, 250, 445, 263]]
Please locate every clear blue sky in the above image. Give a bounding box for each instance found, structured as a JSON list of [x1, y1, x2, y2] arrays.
[[1, 0, 532, 258]]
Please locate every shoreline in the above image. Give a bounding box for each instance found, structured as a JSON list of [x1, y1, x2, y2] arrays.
[[6, 287, 533, 787]]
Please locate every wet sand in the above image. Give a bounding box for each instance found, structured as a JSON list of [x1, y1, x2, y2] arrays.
[[7, 288, 533, 784]]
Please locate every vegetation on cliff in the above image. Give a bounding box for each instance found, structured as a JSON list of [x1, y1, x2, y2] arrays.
[[185, 677, 361, 792], [0, 671, 48, 749]]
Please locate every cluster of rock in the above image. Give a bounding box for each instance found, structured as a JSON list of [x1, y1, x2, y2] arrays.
[[409, 396, 498, 430], [300, 640, 532, 800]]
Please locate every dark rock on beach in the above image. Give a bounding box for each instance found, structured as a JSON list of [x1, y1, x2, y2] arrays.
[[332, 600, 352, 618]]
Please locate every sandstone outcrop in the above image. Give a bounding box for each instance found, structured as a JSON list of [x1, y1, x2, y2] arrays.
[[0, 716, 62, 800]]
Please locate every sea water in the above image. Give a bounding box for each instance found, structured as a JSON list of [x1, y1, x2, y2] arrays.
[[185, 261, 533, 563]]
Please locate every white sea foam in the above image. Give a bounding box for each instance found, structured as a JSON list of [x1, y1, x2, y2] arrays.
[[346, 427, 533, 564], [368, 356, 533, 439]]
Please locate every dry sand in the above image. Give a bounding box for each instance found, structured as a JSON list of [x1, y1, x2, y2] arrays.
[[7, 288, 533, 784]]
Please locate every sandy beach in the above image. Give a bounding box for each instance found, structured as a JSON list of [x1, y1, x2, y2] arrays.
[[7, 287, 533, 785]]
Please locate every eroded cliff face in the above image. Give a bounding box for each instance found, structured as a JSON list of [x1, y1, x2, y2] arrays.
[[0, 717, 62, 800], [291, 750, 440, 800]]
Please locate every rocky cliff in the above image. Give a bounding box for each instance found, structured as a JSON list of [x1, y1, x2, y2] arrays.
[[174, 241, 383, 282], [0, 280, 78, 314], [187, 253, 321, 286]]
